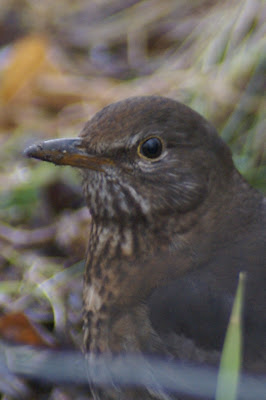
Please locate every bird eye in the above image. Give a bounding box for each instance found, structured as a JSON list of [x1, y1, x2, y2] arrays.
[[138, 137, 163, 160]]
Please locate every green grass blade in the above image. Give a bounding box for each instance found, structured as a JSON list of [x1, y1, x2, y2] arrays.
[[216, 272, 246, 400]]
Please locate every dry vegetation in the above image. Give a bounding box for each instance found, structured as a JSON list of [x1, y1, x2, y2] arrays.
[[0, 0, 265, 398]]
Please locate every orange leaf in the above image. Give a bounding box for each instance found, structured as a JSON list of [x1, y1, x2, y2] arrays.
[[0, 312, 52, 347], [0, 35, 48, 103]]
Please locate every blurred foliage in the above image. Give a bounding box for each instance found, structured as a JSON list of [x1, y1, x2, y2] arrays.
[[0, 0, 265, 398]]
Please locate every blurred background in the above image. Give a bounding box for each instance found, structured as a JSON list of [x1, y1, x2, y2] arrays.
[[0, 0, 265, 398]]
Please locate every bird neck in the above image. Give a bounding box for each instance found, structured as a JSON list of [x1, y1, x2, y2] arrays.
[[83, 209, 202, 316], [83, 170, 263, 311]]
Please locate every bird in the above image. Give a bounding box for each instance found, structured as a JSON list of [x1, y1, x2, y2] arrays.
[[25, 96, 266, 399]]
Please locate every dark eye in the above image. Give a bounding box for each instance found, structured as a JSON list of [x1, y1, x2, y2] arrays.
[[139, 137, 163, 160]]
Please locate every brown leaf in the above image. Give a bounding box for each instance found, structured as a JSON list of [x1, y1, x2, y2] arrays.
[[0, 312, 53, 347], [0, 35, 49, 103]]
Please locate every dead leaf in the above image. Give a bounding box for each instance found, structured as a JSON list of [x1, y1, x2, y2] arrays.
[[0, 35, 53, 104], [0, 312, 54, 347]]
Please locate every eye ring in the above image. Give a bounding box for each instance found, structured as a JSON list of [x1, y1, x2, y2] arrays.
[[138, 136, 164, 161]]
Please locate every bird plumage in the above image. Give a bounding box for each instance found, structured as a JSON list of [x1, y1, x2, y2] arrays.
[[25, 96, 266, 399]]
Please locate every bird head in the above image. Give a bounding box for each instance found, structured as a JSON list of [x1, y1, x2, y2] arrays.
[[25, 96, 233, 223]]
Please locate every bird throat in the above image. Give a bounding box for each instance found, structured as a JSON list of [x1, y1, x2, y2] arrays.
[[82, 216, 171, 355], [81, 195, 211, 356]]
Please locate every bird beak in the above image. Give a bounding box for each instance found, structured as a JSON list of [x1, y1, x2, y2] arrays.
[[24, 138, 113, 171]]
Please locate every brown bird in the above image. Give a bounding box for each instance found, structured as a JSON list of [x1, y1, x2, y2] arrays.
[[25, 96, 266, 399]]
